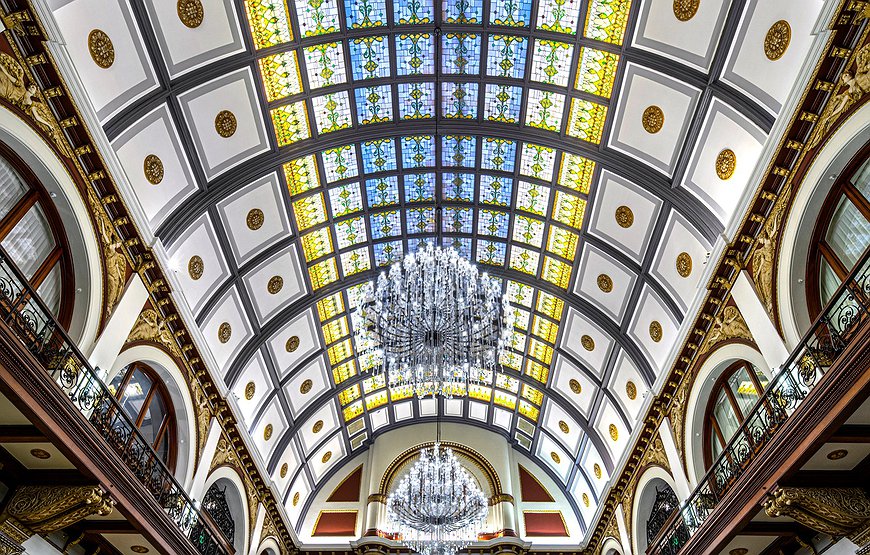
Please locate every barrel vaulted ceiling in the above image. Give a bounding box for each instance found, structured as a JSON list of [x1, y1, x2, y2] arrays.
[[40, 0, 825, 544]]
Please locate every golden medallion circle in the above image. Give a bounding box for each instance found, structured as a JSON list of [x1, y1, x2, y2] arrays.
[[764, 20, 791, 61], [177, 0, 204, 28], [626, 380, 637, 400], [218, 322, 232, 343], [30, 448, 51, 460], [581, 334, 595, 351], [582, 493, 590, 507], [313, 420, 324, 433], [642, 105, 664, 134], [569, 379, 582, 394], [214, 110, 237, 138], [244, 381, 256, 400], [131, 547, 149, 554], [550, 451, 561, 464], [246, 208, 264, 230], [280, 463, 289, 478], [292, 491, 300, 506], [300, 379, 313, 394], [143, 154, 164, 185], [672, 0, 700, 21], [321, 451, 332, 464], [593, 463, 602, 479], [676, 252, 693, 278], [264, 423, 273, 441], [597, 274, 613, 293], [609, 424, 619, 442], [827, 449, 848, 460], [87, 29, 115, 69], [649, 321, 663, 343], [188, 255, 204, 280], [286, 335, 300, 352], [615, 205, 634, 228], [558, 420, 570, 434], [268, 275, 284, 295], [716, 148, 737, 180]]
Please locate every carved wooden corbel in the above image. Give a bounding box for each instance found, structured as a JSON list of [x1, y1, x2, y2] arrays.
[[764, 487, 870, 551]]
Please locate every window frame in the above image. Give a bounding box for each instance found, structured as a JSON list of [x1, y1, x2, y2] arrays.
[[702, 360, 765, 469]]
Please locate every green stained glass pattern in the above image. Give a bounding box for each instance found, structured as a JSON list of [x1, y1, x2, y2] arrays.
[[512, 215, 545, 247], [328, 183, 363, 217], [341, 247, 371, 276], [284, 155, 320, 196], [478, 209, 509, 238], [270, 102, 310, 146], [345, 0, 387, 28], [442, 173, 474, 202], [509, 245, 540, 275], [244, 0, 293, 49], [401, 136, 435, 168], [476, 240, 506, 266], [558, 153, 595, 194], [312, 92, 352, 134], [293, 193, 328, 231], [442, 33, 481, 75], [486, 35, 527, 79], [442, 207, 472, 234], [479, 175, 512, 206], [366, 176, 399, 207], [525, 89, 565, 132], [516, 181, 551, 216], [295, 0, 341, 37], [481, 138, 516, 172], [398, 82, 435, 120], [483, 84, 522, 124], [406, 206, 435, 234], [552, 191, 586, 229], [309, 257, 339, 289], [350, 36, 390, 80], [536, 0, 582, 35], [575, 48, 620, 97], [335, 216, 368, 248], [584, 0, 631, 45], [442, 135, 475, 168], [396, 34, 435, 75], [520, 143, 556, 181], [530, 40, 573, 86], [490, 0, 532, 27], [355, 85, 393, 125], [259, 51, 303, 102], [394, 0, 433, 24], [547, 226, 579, 261], [442, 82, 478, 119], [541, 256, 572, 288], [303, 42, 347, 89], [442, 0, 482, 23], [567, 99, 608, 143], [374, 240, 402, 265], [404, 173, 435, 202], [321, 144, 359, 183], [370, 210, 401, 238], [301, 228, 334, 261]]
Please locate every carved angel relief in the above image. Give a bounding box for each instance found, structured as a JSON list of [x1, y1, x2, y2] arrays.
[[126, 308, 181, 358], [701, 305, 753, 354], [751, 194, 787, 318], [85, 188, 128, 320], [808, 42, 870, 150]]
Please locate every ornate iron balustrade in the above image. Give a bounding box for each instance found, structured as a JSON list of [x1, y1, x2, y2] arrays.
[[0, 248, 229, 555], [647, 248, 870, 555]]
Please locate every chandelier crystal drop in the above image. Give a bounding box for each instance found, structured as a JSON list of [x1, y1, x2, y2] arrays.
[[358, 244, 514, 398], [386, 443, 488, 555]]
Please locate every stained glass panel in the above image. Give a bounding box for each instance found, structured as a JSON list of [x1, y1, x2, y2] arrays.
[[271, 102, 310, 146], [350, 36, 391, 80], [404, 173, 436, 202], [442, 135, 476, 168], [303, 42, 347, 89], [396, 34, 435, 75], [567, 99, 608, 143], [293, 193, 328, 231], [321, 145, 359, 183], [370, 210, 402, 239], [442, 33, 481, 75], [483, 84, 522, 123], [479, 175, 513, 206], [312, 92, 352, 134], [516, 181, 551, 216], [295, 0, 341, 37], [575, 48, 620, 97], [394, 0, 434, 24], [442, 82, 479, 119], [525, 89, 565, 132], [520, 144, 557, 181], [259, 51, 303, 101], [536, 0, 582, 35], [401, 136, 436, 168], [476, 239, 506, 266], [366, 176, 400, 207], [481, 138, 516, 172], [486, 35, 528, 78], [490, 0, 532, 27], [530, 40, 573, 86], [585, 0, 631, 45], [361, 138, 398, 173], [559, 153, 595, 194], [328, 183, 364, 217], [284, 155, 320, 196], [442, 173, 475, 202], [478, 209, 509, 239], [398, 82, 436, 119], [345, 0, 388, 28], [244, 0, 293, 49]]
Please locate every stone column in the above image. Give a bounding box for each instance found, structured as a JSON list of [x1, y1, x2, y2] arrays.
[[731, 270, 791, 370], [659, 417, 692, 498], [87, 275, 149, 376]]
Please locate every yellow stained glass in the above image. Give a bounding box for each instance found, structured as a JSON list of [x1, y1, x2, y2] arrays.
[[338, 384, 361, 405], [443, 383, 466, 397], [308, 257, 339, 289], [390, 384, 414, 401], [547, 227, 579, 261], [558, 153, 595, 194], [494, 392, 517, 410], [244, 0, 293, 49], [271, 102, 310, 146], [366, 391, 388, 410], [496, 373, 519, 393], [259, 51, 303, 101], [567, 99, 607, 143], [469, 385, 492, 402], [316, 292, 344, 321], [552, 191, 586, 229], [509, 246, 540, 275], [532, 315, 558, 343], [322, 316, 349, 344], [528, 338, 554, 365], [511, 307, 531, 331], [522, 384, 544, 405], [585, 0, 631, 45], [343, 400, 363, 421], [328, 338, 353, 365], [363, 373, 385, 393], [506, 280, 534, 307], [542, 256, 573, 289], [333, 360, 357, 384], [284, 155, 320, 196], [524, 359, 550, 383], [293, 193, 327, 231], [575, 48, 620, 97], [499, 350, 522, 371], [301, 227, 333, 261], [518, 400, 540, 421], [537, 291, 565, 320]]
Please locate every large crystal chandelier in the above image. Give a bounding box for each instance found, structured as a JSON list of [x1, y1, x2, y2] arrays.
[[358, 244, 513, 397], [386, 443, 488, 555]]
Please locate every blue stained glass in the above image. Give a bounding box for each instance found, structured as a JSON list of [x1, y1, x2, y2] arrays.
[[442, 82, 478, 119], [401, 136, 435, 168], [321, 145, 359, 183], [396, 34, 435, 75], [365, 176, 399, 207], [442, 207, 473, 234], [361, 138, 397, 173], [486, 35, 527, 78], [404, 173, 436, 202], [349, 36, 390, 80], [479, 175, 513, 206], [394, 0, 434, 24], [374, 240, 403, 266], [442, 136, 476, 168], [345, 0, 388, 28], [442, 236, 472, 259], [442, 33, 481, 75], [442, 173, 475, 202], [490, 0, 532, 26], [476, 239, 507, 266], [481, 138, 516, 172], [406, 207, 436, 234], [355, 85, 393, 125], [398, 82, 435, 119], [370, 210, 402, 239], [483, 84, 523, 123], [442, 0, 483, 23], [477, 209, 509, 238]]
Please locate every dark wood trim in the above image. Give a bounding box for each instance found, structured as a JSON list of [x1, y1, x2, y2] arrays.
[[741, 520, 803, 537], [781, 470, 870, 489], [0, 188, 37, 240], [0, 424, 44, 442], [28, 246, 61, 291], [828, 424, 870, 443]]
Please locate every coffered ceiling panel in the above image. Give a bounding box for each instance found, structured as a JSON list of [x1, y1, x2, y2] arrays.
[[588, 171, 663, 264], [200, 286, 255, 368], [574, 244, 639, 324], [627, 285, 681, 374], [649, 211, 712, 312], [580, 443, 610, 495], [166, 214, 232, 314], [241, 245, 307, 323]]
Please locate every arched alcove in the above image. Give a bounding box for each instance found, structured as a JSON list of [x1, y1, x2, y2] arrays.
[[601, 536, 623, 555], [203, 466, 250, 555], [256, 536, 281, 555], [631, 466, 678, 555]]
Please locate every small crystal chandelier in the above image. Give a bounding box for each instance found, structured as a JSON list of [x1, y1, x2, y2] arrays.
[[358, 244, 513, 398], [386, 443, 488, 555]]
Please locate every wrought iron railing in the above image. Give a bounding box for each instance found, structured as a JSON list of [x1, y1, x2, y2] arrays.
[[0, 248, 229, 555], [647, 248, 870, 555]]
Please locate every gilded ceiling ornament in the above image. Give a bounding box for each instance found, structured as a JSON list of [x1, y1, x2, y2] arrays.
[[131, 547, 149, 554], [676, 252, 693, 278], [286, 335, 300, 352], [143, 154, 164, 185], [280, 463, 288, 478], [313, 420, 324, 434], [188, 255, 204, 280], [827, 449, 848, 460], [322, 451, 332, 464], [30, 448, 51, 460], [300, 379, 313, 394], [550, 451, 561, 464], [218, 322, 232, 344], [716, 148, 737, 180], [626, 380, 637, 400], [672, 0, 700, 21], [264, 423, 273, 441], [609, 424, 619, 442], [177, 0, 204, 28], [292, 492, 300, 506], [582, 493, 590, 507], [569, 379, 582, 394], [214, 109, 237, 138], [764, 20, 791, 61], [649, 320, 663, 342], [615, 205, 634, 228], [246, 208, 264, 230], [244, 381, 256, 400], [597, 273, 613, 293], [593, 463, 602, 480], [558, 420, 569, 434], [268, 275, 284, 294], [87, 29, 115, 69], [581, 334, 595, 351], [642, 105, 664, 134]]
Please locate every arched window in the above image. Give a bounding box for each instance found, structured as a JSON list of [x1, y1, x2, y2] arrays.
[[0, 143, 72, 325], [704, 361, 769, 467], [202, 483, 236, 546], [645, 486, 679, 546], [107, 363, 176, 468], [808, 144, 870, 316]]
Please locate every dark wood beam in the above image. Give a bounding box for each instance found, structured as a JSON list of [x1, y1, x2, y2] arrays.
[[741, 521, 805, 537], [73, 520, 137, 535], [829, 424, 870, 443], [0, 424, 45, 442]]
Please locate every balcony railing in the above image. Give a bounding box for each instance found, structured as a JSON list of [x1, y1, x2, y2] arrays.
[[0, 248, 230, 555], [647, 248, 870, 555]]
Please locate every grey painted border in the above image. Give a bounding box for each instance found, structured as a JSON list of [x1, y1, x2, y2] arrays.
[[648, 209, 712, 313], [573, 243, 638, 325], [282, 353, 330, 419], [201, 284, 254, 366], [270, 309, 321, 383], [558, 307, 615, 380], [541, 399, 584, 456], [241, 245, 308, 323], [252, 395, 291, 461], [168, 213, 234, 316], [625, 284, 681, 374], [607, 63, 703, 177]]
